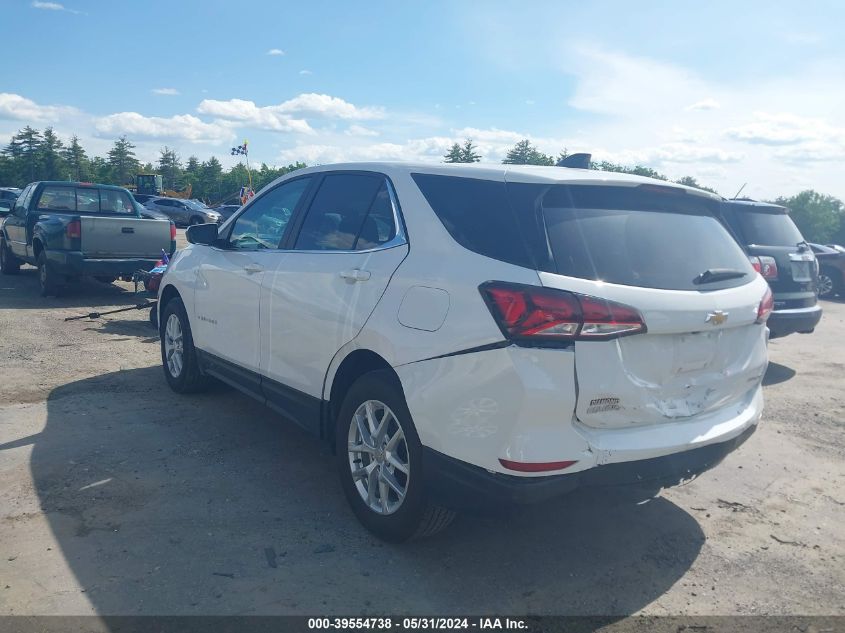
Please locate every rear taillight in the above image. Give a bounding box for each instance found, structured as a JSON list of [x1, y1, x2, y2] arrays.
[[748, 255, 778, 280], [757, 287, 774, 324], [480, 282, 647, 344], [65, 219, 81, 239], [169, 221, 176, 240]]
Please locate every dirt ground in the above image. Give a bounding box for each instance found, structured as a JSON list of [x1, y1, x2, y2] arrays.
[[1, 246, 843, 617]]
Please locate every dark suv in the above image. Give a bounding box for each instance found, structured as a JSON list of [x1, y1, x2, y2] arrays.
[[719, 199, 821, 338]]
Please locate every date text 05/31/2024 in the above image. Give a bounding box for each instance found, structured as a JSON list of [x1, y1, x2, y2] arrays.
[[307, 617, 529, 630]]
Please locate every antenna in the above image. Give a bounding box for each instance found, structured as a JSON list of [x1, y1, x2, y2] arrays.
[[557, 153, 592, 169], [732, 183, 747, 200]]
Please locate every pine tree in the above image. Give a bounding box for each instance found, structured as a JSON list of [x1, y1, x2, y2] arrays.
[[158, 146, 183, 191], [39, 127, 65, 181], [7, 126, 43, 183], [502, 139, 553, 165], [460, 139, 481, 162], [62, 135, 89, 181], [107, 136, 139, 186], [444, 142, 463, 163]]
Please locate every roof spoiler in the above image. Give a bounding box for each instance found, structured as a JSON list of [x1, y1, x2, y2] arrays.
[[556, 153, 591, 169]]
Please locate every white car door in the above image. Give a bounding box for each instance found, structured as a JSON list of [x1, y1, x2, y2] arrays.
[[259, 172, 408, 427], [191, 176, 314, 394]]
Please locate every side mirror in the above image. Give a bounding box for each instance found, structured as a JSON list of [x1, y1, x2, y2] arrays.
[[185, 222, 218, 246]]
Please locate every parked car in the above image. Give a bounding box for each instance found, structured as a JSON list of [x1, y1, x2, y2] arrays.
[[0, 181, 176, 296], [136, 203, 171, 222], [157, 163, 770, 541], [144, 197, 221, 226], [132, 193, 158, 205], [0, 187, 22, 212], [719, 198, 821, 338], [810, 243, 845, 298], [213, 204, 241, 222]]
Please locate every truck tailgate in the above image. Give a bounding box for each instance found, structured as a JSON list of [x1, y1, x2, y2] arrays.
[[80, 216, 171, 258]]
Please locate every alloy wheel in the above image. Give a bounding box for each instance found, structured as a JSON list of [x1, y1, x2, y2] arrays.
[[347, 400, 410, 515], [164, 313, 184, 377], [818, 273, 834, 298]]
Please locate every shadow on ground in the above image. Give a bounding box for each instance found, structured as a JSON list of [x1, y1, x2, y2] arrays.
[[0, 267, 149, 310], [28, 366, 705, 616], [762, 361, 797, 387]]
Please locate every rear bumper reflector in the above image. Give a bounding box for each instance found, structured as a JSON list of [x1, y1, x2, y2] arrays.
[[499, 459, 578, 473]]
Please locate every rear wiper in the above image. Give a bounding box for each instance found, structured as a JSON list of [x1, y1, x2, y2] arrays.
[[693, 268, 748, 285]]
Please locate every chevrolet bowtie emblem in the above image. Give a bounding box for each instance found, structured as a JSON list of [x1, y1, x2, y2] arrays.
[[705, 310, 729, 325]]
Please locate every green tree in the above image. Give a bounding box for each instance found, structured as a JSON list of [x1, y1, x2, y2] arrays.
[[774, 190, 844, 243], [502, 139, 554, 165], [592, 160, 669, 181], [675, 175, 719, 194], [62, 135, 89, 181], [158, 146, 183, 191], [38, 127, 65, 181], [6, 126, 43, 184], [107, 136, 139, 186], [444, 142, 463, 163]]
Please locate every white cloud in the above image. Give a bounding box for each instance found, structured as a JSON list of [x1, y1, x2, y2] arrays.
[[0, 93, 78, 122], [345, 125, 379, 137], [686, 98, 721, 111], [266, 48, 285, 56], [32, 1, 64, 9], [197, 98, 313, 134], [299, 70, 313, 75], [275, 93, 385, 120], [726, 111, 845, 146], [152, 88, 179, 96], [94, 112, 235, 144]]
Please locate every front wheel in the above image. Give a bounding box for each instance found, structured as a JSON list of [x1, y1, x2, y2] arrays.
[[0, 237, 20, 275], [159, 297, 210, 393], [336, 371, 455, 542]]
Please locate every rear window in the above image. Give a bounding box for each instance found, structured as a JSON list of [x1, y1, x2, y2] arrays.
[[413, 174, 754, 291], [735, 210, 804, 247], [36, 186, 135, 215]]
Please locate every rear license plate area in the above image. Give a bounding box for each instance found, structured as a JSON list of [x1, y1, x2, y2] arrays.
[[790, 261, 812, 282]]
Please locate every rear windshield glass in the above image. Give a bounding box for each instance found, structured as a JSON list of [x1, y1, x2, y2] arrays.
[[735, 210, 804, 247], [36, 186, 135, 215], [413, 174, 754, 291]]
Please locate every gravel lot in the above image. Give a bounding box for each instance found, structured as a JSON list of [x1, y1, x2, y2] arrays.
[[1, 241, 843, 617]]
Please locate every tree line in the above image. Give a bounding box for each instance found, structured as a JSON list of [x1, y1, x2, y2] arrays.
[[0, 126, 306, 205], [1, 126, 843, 243]]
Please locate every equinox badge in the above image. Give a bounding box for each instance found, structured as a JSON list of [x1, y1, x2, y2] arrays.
[[705, 310, 729, 325]]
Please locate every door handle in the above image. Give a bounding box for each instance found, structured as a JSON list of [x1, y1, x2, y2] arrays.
[[340, 269, 371, 282], [244, 263, 264, 274]]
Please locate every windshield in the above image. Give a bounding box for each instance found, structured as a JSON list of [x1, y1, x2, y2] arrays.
[[736, 211, 804, 247]]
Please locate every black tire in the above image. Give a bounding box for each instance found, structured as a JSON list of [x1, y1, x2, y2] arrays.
[[95, 275, 117, 284], [818, 267, 842, 299], [189, 215, 203, 226], [159, 296, 210, 393], [335, 370, 455, 542], [37, 251, 62, 297], [0, 237, 20, 275]]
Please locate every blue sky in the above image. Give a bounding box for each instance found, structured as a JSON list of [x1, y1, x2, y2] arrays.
[[2, 0, 845, 199]]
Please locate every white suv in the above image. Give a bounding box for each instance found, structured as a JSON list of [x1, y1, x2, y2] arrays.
[[157, 163, 771, 541]]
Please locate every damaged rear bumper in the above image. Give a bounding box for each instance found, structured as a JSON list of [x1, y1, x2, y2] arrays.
[[424, 423, 757, 509]]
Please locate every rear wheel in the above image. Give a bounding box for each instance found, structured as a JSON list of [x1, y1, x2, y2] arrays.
[[37, 251, 62, 296], [159, 297, 210, 393], [336, 371, 455, 542], [817, 268, 841, 298], [95, 275, 117, 284], [0, 237, 20, 275]]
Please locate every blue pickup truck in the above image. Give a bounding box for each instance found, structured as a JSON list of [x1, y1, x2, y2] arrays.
[[0, 181, 175, 296]]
